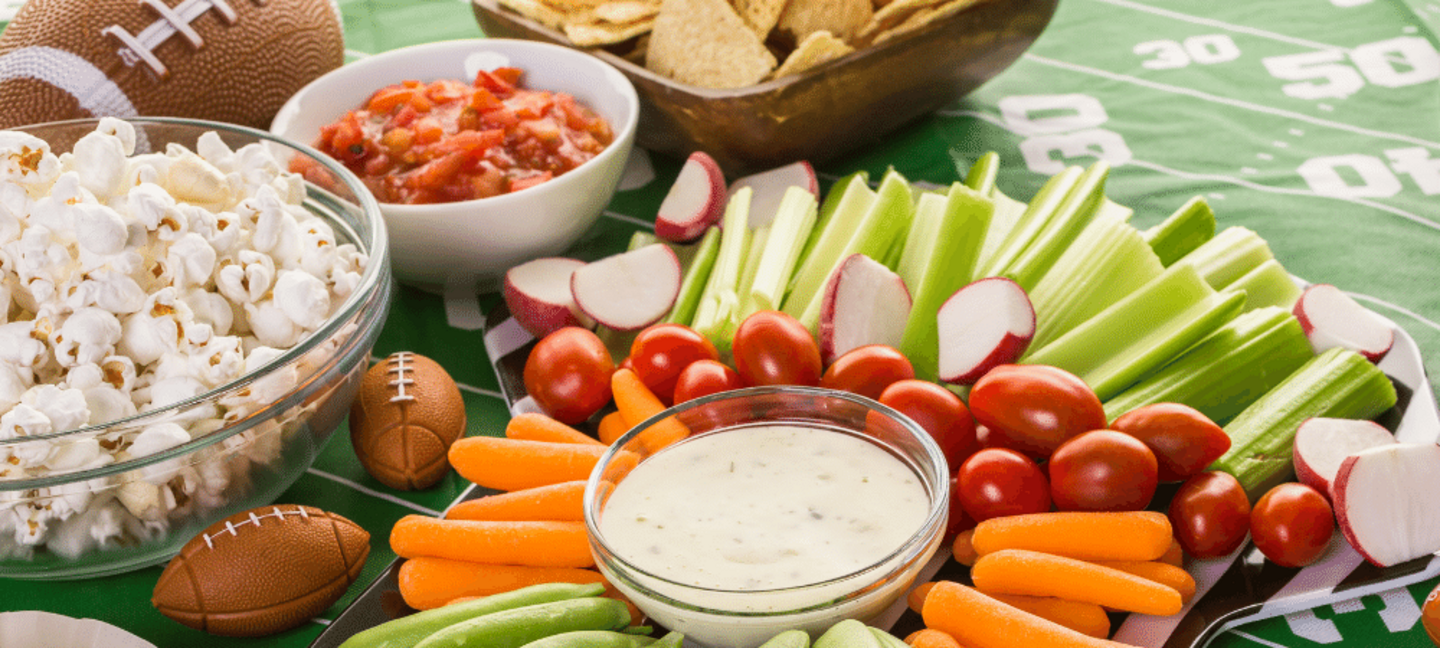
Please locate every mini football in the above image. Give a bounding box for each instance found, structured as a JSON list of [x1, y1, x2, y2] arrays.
[[0, 0, 344, 130], [1425, 581, 1440, 646], [151, 504, 370, 637], [349, 351, 467, 490]]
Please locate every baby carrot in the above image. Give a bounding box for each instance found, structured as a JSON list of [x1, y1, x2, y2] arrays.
[[1160, 538, 1184, 568], [971, 512, 1172, 562], [449, 436, 606, 491], [598, 411, 630, 445], [611, 369, 689, 453], [390, 516, 594, 568], [971, 549, 1183, 616], [1091, 560, 1196, 603], [904, 629, 962, 648], [445, 481, 587, 522], [952, 528, 978, 566], [506, 413, 605, 446], [908, 581, 937, 614], [398, 557, 605, 610], [922, 581, 1139, 648], [988, 594, 1110, 639]]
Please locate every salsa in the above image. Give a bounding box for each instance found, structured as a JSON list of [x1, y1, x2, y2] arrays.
[[296, 68, 613, 204]]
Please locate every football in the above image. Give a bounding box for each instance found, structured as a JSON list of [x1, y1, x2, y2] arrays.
[[151, 504, 370, 637], [1425, 581, 1439, 646], [349, 351, 467, 491], [0, 0, 344, 130]]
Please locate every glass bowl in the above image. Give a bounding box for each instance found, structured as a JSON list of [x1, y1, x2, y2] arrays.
[[584, 386, 949, 648], [0, 117, 391, 579]]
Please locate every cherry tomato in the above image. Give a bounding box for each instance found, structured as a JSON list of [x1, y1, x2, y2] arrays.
[[1251, 482, 1335, 568], [968, 365, 1106, 458], [1168, 471, 1251, 559], [879, 380, 978, 474], [955, 448, 1051, 523], [821, 345, 916, 401], [1048, 430, 1158, 511], [523, 327, 614, 424], [731, 311, 822, 387], [1111, 403, 1231, 482], [672, 359, 743, 404], [628, 324, 719, 404]]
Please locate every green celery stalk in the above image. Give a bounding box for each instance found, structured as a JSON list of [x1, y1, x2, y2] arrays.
[[980, 166, 1083, 279], [960, 151, 1026, 271], [1103, 306, 1314, 425], [746, 187, 819, 314], [1145, 197, 1216, 266], [896, 192, 949, 293], [736, 225, 771, 305], [785, 178, 876, 309], [796, 170, 869, 273], [897, 183, 995, 381], [1212, 347, 1398, 500], [788, 169, 914, 332], [1174, 226, 1274, 290], [963, 151, 999, 195], [1000, 160, 1111, 291], [691, 189, 753, 346], [1225, 259, 1303, 312], [1084, 290, 1246, 400], [626, 231, 660, 250], [1027, 213, 1164, 350], [663, 227, 721, 326]]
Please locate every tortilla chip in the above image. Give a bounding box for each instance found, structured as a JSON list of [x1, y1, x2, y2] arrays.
[[772, 30, 853, 78], [623, 33, 651, 63], [498, 0, 570, 30], [592, 0, 660, 24], [564, 18, 654, 46], [854, 0, 943, 43], [870, 0, 979, 45], [647, 0, 777, 89], [732, 0, 789, 38], [775, 0, 872, 43]]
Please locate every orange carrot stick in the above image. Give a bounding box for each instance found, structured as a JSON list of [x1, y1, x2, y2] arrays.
[[971, 549, 1183, 616], [398, 557, 605, 610], [390, 515, 594, 568], [611, 368, 689, 453], [598, 411, 630, 445], [922, 581, 1138, 648], [952, 528, 978, 566], [1160, 538, 1184, 568], [988, 594, 1111, 639], [908, 581, 937, 614], [1092, 560, 1196, 603], [971, 512, 1172, 562], [506, 413, 605, 446], [904, 629, 962, 648], [449, 436, 606, 491], [444, 481, 587, 522]]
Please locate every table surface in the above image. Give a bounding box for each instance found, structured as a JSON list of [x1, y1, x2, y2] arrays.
[[2, 0, 1439, 646]]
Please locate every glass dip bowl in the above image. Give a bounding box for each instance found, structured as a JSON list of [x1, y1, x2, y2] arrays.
[[585, 386, 949, 648]]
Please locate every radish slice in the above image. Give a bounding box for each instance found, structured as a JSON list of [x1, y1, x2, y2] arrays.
[[1333, 442, 1440, 567], [1292, 417, 1397, 499], [570, 244, 682, 331], [503, 257, 594, 338], [728, 161, 819, 229], [936, 277, 1035, 385], [655, 152, 726, 243], [1294, 284, 1394, 362], [818, 254, 912, 364]]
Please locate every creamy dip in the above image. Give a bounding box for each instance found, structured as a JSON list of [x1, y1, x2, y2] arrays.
[[599, 424, 931, 592]]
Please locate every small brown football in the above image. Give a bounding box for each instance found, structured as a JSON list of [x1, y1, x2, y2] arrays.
[[349, 351, 467, 490], [152, 505, 370, 637], [1425, 581, 1440, 646], [0, 0, 344, 130]]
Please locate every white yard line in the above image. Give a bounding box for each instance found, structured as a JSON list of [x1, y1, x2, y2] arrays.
[[1228, 630, 1292, 648], [603, 210, 656, 229], [311, 618, 333, 627], [1085, 0, 1346, 51], [305, 468, 444, 516], [344, 49, 372, 59], [1346, 292, 1440, 335], [457, 382, 508, 401]]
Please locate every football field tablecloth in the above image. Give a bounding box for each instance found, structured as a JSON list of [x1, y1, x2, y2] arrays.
[[3, 0, 1440, 646]]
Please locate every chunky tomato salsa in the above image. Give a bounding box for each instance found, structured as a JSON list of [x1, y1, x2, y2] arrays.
[[295, 68, 613, 204]]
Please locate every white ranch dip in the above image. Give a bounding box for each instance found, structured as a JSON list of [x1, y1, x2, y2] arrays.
[[599, 424, 931, 592]]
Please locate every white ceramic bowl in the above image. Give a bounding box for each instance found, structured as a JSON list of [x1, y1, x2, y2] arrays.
[[271, 38, 640, 293]]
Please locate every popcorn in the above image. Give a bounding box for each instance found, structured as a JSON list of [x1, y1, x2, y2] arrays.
[[182, 287, 233, 337], [215, 249, 274, 305], [167, 232, 217, 287], [71, 125, 133, 199], [118, 288, 193, 366], [20, 385, 89, 434], [274, 269, 331, 330], [165, 149, 232, 209], [0, 131, 61, 192], [52, 307, 123, 368], [0, 363, 30, 412], [64, 269, 147, 315], [72, 203, 129, 255], [244, 298, 303, 349], [0, 320, 49, 368]]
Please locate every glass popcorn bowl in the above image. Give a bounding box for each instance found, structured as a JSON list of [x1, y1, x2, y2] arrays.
[[0, 117, 392, 579]]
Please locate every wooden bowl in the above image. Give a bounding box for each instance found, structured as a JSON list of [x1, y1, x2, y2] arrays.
[[472, 0, 1059, 174]]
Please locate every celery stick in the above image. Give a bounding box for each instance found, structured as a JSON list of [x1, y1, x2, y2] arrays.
[[691, 189, 753, 345], [1225, 259, 1303, 312], [1083, 289, 1246, 400], [898, 183, 995, 381], [1212, 347, 1398, 500], [1103, 306, 1314, 424], [979, 166, 1082, 279], [796, 170, 869, 273], [963, 151, 999, 195], [896, 192, 949, 292], [663, 226, 721, 326], [736, 225, 771, 303], [1028, 213, 1164, 350], [786, 178, 876, 301], [1174, 226, 1273, 290], [626, 230, 660, 250], [1001, 161, 1111, 291], [1145, 197, 1215, 266], [880, 225, 907, 269], [746, 187, 818, 314], [960, 151, 1026, 271]]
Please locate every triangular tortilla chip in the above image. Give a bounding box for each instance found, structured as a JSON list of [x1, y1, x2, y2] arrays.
[[775, 0, 872, 43], [565, 18, 654, 46], [733, 0, 789, 38], [592, 0, 660, 24], [854, 0, 943, 44], [773, 30, 853, 78], [499, 0, 570, 30], [870, 0, 981, 46], [647, 0, 777, 89]]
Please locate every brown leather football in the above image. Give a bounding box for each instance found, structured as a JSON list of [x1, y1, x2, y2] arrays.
[[0, 0, 344, 130], [349, 351, 467, 490], [151, 504, 370, 637]]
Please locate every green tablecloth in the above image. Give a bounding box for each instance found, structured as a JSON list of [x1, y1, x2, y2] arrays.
[[4, 0, 1440, 646]]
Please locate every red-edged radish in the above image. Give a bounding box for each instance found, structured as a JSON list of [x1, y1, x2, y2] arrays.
[[936, 277, 1035, 385], [1292, 417, 1397, 498], [728, 161, 819, 229], [1293, 284, 1394, 362], [503, 257, 594, 338], [817, 254, 912, 364], [1333, 442, 1440, 567], [655, 152, 726, 243], [570, 244, 682, 331]]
